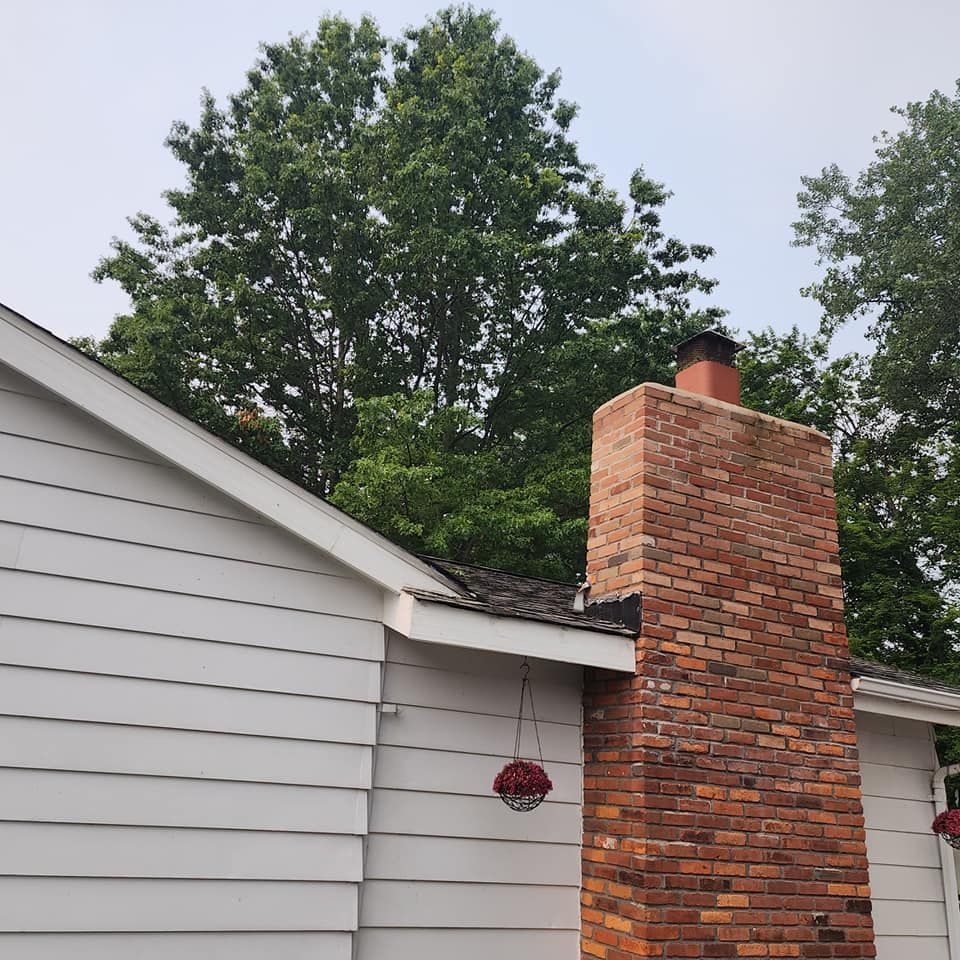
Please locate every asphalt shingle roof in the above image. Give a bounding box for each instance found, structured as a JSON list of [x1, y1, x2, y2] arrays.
[[416, 557, 634, 636], [850, 656, 960, 696]]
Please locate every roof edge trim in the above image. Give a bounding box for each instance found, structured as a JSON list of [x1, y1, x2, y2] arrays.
[[853, 674, 960, 727], [386, 591, 637, 672]]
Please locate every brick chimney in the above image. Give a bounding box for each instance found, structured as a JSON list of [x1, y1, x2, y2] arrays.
[[580, 331, 875, 958]]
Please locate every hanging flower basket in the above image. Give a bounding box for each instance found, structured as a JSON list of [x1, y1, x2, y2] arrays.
[[933, 809, 960, 849], [493, 660, 553, 812], [494, 759, 553, 812]]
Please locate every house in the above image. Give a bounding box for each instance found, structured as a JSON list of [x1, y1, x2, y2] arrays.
[[0, 300, 958, 960]]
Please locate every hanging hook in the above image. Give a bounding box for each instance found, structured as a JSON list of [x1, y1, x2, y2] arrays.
[[520, 658, 530, 680]]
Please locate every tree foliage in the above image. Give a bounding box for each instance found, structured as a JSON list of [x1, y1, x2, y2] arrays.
[[738, 326, 860, 438], [92, 5, 720, 579], [332, 309, 712, 580], [794, 81, 960, 695]]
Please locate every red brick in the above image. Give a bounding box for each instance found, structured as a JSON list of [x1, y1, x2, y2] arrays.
[[581, 384, 875, 959]]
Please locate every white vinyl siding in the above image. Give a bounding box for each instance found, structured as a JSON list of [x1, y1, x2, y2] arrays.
[[0, 933, 352, 960], [0, 878, 358, 930], [0, 363, 380, 958], [857, 710, 952, 960], [359, 633, 583, 960], [0, 822, 361, 879], [358, 929, 573, 960]]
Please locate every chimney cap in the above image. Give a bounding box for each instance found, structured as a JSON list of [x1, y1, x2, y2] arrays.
[[673, 329, 744, 371]]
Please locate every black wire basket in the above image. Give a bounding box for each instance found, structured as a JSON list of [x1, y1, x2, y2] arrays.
[[493, 661, 553, 813], [936, 830, 960, 850], [499, 789, 547, 813]]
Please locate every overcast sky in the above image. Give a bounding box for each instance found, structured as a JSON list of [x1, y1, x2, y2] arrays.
[[2, 0, 959, 353]]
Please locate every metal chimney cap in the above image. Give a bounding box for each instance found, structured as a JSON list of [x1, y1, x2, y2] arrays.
[[673, 329, 745, 371]]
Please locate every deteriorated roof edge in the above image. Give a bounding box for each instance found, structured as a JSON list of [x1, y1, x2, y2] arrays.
[[417, 557, 960, 698], [402, 588, 636, 637], [415, 557, 636, 637]]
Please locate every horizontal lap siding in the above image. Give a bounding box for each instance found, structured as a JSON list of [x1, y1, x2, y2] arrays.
[[0, 878, 357, 930], [0, 768, 367, 833], [357, 929, 575, 960], [0, 822, 361, 879], [0, 367, 381, 958], [359, 633, 583, 960], [856, 711, 951, 959], [0, 933, 352, 960], [0, 715, 372, 787], [0, 473, 346, 572], [0, 568, 382, 657], [0, 662, 376, 741], [0, 521, 376, 615], [0, 616, 381, 700]]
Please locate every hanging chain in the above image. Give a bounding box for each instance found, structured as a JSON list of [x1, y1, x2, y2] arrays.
[[528, 663, 544, 766], [512, 661, 526, 760], [512, 659, 544, 766]]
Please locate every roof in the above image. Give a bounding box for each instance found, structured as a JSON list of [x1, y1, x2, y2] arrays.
[[417, 557, 634, 636], [850, 656, 960, 696], [0, 301, 460, 599], [421, 559, 960, 697]]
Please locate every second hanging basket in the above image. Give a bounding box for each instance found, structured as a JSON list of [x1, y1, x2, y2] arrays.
[[933, 809, 960, 849], [493, 660, 553, 812]]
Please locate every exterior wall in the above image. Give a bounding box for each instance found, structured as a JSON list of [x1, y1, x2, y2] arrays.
[[582, 383, 876, 957], [857, 711, 952, 960], [358, 633, 584, 960], [0, 363, 381, 958]]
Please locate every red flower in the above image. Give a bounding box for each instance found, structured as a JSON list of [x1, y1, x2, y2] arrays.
[[493, 759, 553, 797], [933, 809, 960, 835]]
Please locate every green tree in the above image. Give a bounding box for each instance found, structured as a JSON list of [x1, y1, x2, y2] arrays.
[[738, 325, 861, 438], [94, 16, 388, 491], [92, 5, 720, 577], [795, 83, 960, 433], [332, 309, 715, 581], [793, 81, 960, 692], [330, 390, 589, 581]]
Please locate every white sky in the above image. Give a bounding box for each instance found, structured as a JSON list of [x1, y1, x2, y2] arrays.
[[2, 0, 959, 354]]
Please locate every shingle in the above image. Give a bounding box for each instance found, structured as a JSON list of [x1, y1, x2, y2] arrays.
[[415, 556, 635, 636], [850, 656, 960, 697]]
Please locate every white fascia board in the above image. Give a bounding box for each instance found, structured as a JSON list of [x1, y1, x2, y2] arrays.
[[384, 592, 637, 672], [852, 675, 960, 727], [0, 305, 457, 597]]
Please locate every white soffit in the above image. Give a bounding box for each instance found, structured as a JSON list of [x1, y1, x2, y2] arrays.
[[853, 674, 960, 727], [0, 303, 458, 598], [384, 592, 637, 672]]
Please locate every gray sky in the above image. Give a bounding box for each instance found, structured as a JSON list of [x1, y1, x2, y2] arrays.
[[2, 0, 959, 353]]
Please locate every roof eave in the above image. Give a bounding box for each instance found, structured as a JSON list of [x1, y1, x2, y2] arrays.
[[852, 673, 960, 726], [385, 590, 637, 672]]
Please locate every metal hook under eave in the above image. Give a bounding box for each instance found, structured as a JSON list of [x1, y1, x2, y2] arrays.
[[520, 658, 530, 680]]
